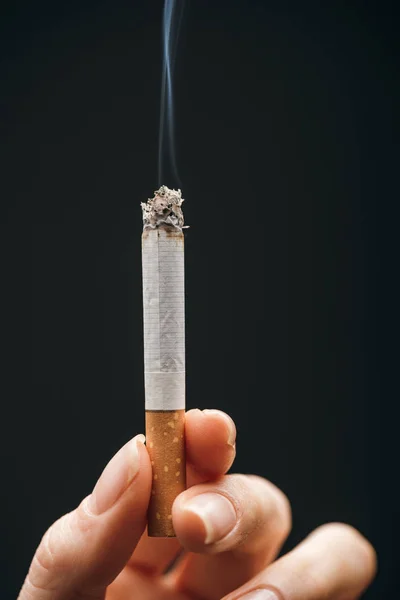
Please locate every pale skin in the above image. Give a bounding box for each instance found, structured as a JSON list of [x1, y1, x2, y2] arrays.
[[19, 409, 377, 600]]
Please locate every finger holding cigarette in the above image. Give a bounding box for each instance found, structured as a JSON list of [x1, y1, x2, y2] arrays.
[[18, 408, 237, 600], [19, 410, 376, 600]]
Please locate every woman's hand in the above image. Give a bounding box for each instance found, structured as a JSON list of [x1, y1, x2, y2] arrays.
[[18, 409, 376, 600]]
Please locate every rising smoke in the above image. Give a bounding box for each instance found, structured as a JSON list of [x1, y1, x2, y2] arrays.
[[158, 0, 185, 187]]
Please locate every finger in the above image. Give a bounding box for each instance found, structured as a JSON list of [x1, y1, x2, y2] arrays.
[[222, 523, 377, 600], [185, 409, 236, 484], [18, 435, 151, 600], [168, 474, 291, 600], [127, 409, 236, 576]]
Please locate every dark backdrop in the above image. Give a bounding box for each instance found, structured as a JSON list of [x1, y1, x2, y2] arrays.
[[1, 1, 398, 598]]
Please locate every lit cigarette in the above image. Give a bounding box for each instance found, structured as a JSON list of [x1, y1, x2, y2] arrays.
[[141, 185, 186, 537]]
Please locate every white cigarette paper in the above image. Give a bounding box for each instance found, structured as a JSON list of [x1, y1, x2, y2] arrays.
[[141, 186, 185, 410]]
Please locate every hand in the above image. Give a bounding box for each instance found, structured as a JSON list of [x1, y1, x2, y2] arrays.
[[18, 409, 377, 600]]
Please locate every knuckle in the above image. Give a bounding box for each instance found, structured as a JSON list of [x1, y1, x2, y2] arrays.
[[38, 520, 65, 572], [314, 522, 378, 576], [33, 501, 95, 578], [36, 514, 74, 574], [23, 572, 57, 596], [231, 474, 292, 552], [26, 515, 73, 593], [35, 529, 55, 574], [312, 521, 364, 546], [243, 474, 292, 535], [22, 500, 98, 597]]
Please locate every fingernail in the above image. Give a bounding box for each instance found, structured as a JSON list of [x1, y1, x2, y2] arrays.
[[183, 492, 236, 544], [238, 590, 279, 600], [202, 409, 236, 446], [89, 434, 145, 515]]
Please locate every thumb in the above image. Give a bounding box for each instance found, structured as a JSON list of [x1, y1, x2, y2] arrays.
[[18, 434, 151, 600]]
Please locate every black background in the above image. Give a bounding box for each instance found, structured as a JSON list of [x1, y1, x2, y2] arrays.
[[1, 1, 398, 598]]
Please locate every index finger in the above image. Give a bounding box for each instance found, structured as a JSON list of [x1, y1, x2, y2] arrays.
[[18, 434, 151, 600]]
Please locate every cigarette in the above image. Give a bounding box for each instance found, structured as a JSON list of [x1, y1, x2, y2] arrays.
[[141, 185, 186, 537]]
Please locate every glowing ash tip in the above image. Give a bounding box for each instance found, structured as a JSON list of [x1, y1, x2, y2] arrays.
[[141, 185, 185, 230]]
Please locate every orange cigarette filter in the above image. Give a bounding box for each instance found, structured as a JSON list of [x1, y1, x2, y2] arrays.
[[141, 187, 186, 536], [145, 410, 185, 536]]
